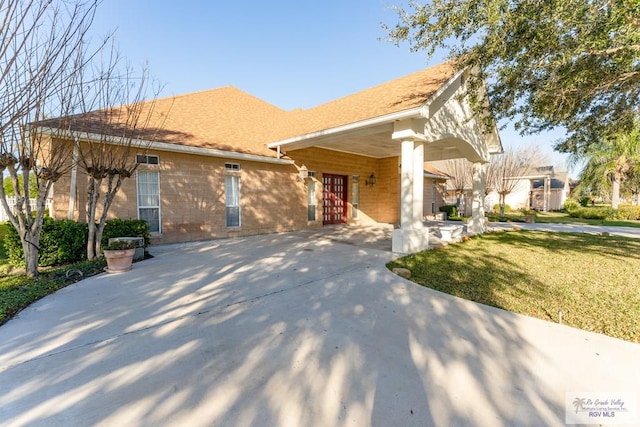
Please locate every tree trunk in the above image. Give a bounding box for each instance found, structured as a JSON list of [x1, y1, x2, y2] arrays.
[[499, 193, 506, 216], [86, 178, 100, 260], [21, 230, 40, 277], [611, 173, 622, 209]]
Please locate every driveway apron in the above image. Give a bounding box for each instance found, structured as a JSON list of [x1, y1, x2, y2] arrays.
[[0, 231, 639, 426]]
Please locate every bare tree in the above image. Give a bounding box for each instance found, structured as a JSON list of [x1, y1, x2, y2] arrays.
[[71, 46, 168, 260], [0, 0, 99, 276], [488, 147, 538, 216], [440, 158, 473, 215]]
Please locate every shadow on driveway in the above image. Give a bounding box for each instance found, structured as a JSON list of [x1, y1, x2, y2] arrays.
[[1, 232, 638, 426]]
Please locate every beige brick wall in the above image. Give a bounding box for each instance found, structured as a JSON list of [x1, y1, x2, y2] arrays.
[[51, 140, 444, 244], [52, 142, 309, 244]]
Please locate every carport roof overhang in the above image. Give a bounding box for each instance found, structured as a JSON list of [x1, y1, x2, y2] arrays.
[[267, 108, 424, 159], [266, 107, 501, 163]]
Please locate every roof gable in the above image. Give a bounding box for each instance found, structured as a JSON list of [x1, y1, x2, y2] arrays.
[[266, 62, 456, 143]]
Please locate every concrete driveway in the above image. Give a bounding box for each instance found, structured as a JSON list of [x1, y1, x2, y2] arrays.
[[1, 230, 639, 426]]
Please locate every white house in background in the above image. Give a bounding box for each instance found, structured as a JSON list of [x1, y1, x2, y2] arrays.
[[448, 165, 570, 215]]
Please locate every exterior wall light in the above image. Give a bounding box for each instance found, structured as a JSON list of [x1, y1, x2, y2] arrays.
[[365, 173, 376, 186], [298, 165, 308, 181]]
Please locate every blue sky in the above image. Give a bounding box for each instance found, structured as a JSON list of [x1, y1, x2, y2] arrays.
[[91, 0, 571, 172]]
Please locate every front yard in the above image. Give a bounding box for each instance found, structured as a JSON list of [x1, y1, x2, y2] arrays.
[[388, 230, 640, 343]]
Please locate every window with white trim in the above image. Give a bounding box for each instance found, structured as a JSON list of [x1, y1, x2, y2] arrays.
[[225, 174, 240, 227], [137, 170, 161, 233], [307, 181, 316, 221]]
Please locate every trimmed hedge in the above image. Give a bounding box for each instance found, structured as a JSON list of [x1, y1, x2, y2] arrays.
[[567, 205, 640, 221], [4, 218, 87, 267], [4, 218, 150, 267]]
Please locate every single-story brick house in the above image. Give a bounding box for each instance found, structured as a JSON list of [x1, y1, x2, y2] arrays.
[[42, 62, 502, 254]]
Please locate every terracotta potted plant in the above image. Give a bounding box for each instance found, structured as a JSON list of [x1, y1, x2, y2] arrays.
[[103, 240, 136, 273]]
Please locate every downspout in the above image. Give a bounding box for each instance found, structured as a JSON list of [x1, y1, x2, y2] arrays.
[[67, 138, 79, 220]]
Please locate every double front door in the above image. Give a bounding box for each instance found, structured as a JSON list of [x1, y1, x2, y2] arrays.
[[322, 174, 347, 225]]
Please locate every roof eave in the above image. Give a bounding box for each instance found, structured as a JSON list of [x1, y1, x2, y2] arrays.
[[266, 106, 426, 149], [38, 127, 294, 165]]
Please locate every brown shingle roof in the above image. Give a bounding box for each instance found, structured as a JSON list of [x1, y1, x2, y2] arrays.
[[266, 62, 456, 142], [44, 62, 457, 159]]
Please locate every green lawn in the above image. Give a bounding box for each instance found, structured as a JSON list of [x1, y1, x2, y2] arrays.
[[488, 211, 640, 228], [388, 230, 640, 343]]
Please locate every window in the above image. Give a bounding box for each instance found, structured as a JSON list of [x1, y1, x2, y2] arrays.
[[136, 154, 159, 165], [137, 170, 161, 233], [225, 174, 240, 227], [225, 163, 240, 171], [307, 181, 316, 221], [352, 177, 359, 219]]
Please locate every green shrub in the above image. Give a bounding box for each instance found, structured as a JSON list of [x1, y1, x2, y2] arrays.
[[493, 203, 511, 213], [568, 206, 614, 220], [4, 218, 88, 267], [578, 196, 592, 207], [439, 205, 458, 218], [102, 218, 150, 247], [4, 218, 150, 268], [610, 205, 640, 220], [563, 198, 581, 212]]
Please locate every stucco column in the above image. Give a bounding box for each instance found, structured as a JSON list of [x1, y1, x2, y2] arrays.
[[392, 139, 428, 253], [399, 139, 414, 230], [412, 141, 424, 229], [467, 161, 487, 234]]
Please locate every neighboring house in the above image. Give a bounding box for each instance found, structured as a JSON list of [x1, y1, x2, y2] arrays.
[[451, 165, 570, 215], [39, 62, 502, 254], [498, 166, 570, 212], [423, 164, 449, 220]]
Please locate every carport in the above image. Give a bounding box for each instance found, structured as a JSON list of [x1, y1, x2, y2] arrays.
[[269, 68, 502, 254]]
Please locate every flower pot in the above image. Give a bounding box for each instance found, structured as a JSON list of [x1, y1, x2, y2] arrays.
[[104, 248, 135, 273]]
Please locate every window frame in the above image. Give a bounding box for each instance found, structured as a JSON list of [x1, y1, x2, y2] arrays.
[[307, 180, 317, 221], [135, 154, 160, 165], [136, 169, 162, 234], [225, 166, 241, 228]]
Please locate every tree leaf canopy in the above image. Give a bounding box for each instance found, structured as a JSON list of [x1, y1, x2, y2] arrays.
[[385, 0, 640, 155]]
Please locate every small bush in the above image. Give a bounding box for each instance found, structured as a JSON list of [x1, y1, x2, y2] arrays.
[[439, 205, 458, 218], [102, 218, 150, 247], [578, 196, 592, 207], [493, 203, 511, 213], [563, 198, 580, 212], [4, 218, 88, 267]]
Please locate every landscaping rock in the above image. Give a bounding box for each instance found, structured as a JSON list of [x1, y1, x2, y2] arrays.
[[392, 267, 412, 279]]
